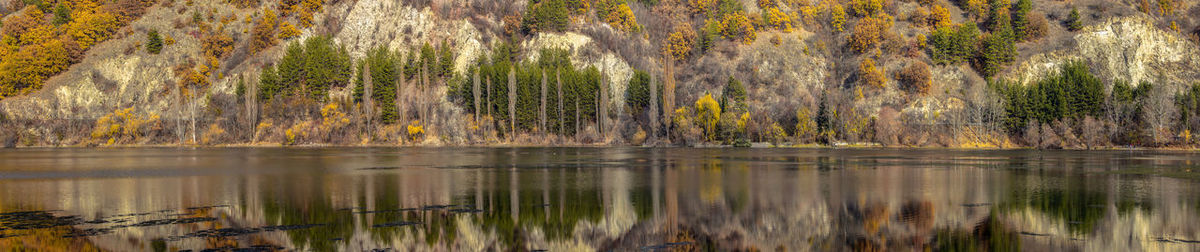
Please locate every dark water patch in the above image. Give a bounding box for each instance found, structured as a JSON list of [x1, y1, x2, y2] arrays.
[[1020, 232, 1051, 237], [184, 244, 286, 252], [1157, 237, 1200, 244], [0, 210, 81, 230], [357, 166, 404, 171], [186, 205, 231, 211], [961, 203, 992, 207], [448, 208, 484, 214], [372, 221, 420, 228], [355, 208, 417, 214], [61, 228, 113, 238], [640, 242, 693, 250], [176, 224, 326, 239], [128, 217, 217, 227]]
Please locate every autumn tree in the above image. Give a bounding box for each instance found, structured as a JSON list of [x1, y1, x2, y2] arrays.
[[251, 9, 279, 54], [859, 58, 885, 88], [851, 15, 891, 53], [897, 61, 931, 94], [664, 24, 697, 61], [696, 93, 721, 141]]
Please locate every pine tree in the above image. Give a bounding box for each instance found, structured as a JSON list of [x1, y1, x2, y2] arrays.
[[1067, 7, 1083, 31], [1012, 0, 1032, 41]]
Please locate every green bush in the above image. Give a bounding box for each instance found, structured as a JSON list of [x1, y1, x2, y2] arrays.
[[146, 30, 163, 54]]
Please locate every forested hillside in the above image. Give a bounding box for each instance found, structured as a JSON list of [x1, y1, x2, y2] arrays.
[[0, 0, 1198, 148]]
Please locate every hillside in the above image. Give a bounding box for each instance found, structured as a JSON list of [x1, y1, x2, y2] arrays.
[[0, 0, 1198, 148]]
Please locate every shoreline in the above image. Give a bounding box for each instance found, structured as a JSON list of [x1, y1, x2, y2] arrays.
[[1, 142, 1190, 152]]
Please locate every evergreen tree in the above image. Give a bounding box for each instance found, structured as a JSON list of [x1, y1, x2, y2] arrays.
[[720, 76, 747, 113], [1012, 0, 1033, 40], [1067, 7, 1083, 31], [146, 30, 163, 54]]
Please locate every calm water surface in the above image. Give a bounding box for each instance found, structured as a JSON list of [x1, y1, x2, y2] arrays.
[[1, 148, 1199, 251]]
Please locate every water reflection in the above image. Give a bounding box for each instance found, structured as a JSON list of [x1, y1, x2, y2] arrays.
[[0, 148, 1199, 251]]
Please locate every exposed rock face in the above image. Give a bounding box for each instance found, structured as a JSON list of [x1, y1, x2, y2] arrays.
[[1009, 15, 1200, 91]]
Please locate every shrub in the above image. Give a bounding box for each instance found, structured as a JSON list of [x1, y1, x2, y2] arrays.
[[52, 4, 71, 25], [897, 61, 931, 94], [859, 58, 885, 88], [278, 22, 300, 39], [146, 30, 164, 54], [406, 120, 425, 141], [91, 107, 159, 145]]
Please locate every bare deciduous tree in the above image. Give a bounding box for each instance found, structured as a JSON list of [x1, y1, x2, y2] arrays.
[[1080, 116, 1105, 150], [1143, 84, 1178, 145]]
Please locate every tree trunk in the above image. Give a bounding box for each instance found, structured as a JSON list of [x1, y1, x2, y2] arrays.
[[649, 73, 658, 143], [662, 54, 676, 143], [540, 69, 547, 134], [508, 68, 516, 139], [557, 69, 563, 136], [363, 63, 374, 132], [473, 68, 481, 122]]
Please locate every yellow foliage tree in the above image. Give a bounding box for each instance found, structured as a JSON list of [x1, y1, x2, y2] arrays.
[[859, 57, 885, 88], [67, 4, 120, 50], [964, 0, 987, 19], [762, 7, 793, 32], [251, 9, 279, 54], [851, 15, 888, 53], [929, 4, 952, 28], [689, 0, 718, 14], [830, 3, 847, 32], [851, 0, 883, 17], [604, 3, 640, 32], [664, 24, 697, 61], [279, 22, 301, 39], [695, 93, 721, 141], [720, 12, 756, 44]]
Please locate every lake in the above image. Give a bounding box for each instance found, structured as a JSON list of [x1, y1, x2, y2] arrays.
[[0, 148, 1198, 251]]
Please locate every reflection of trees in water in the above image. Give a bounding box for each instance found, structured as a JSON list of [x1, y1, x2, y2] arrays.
[[258, 174, 355, 251], [932, 213, 1021, 251]]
